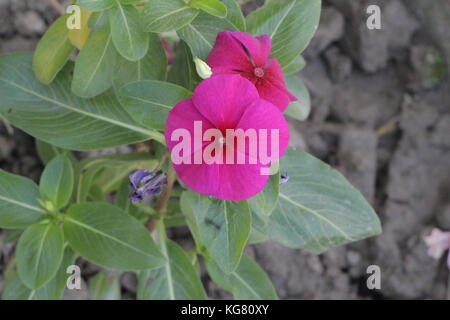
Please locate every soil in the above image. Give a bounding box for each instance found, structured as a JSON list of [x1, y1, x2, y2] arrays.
[[1, 0, 450, 299]]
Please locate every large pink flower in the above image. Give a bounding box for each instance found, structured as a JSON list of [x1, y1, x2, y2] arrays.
[[165, 75, 290, 201], [207, 31, 297, 112]]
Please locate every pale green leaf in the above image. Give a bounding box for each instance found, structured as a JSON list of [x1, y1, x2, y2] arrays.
[[167, 41, 201, 91], [0, 169, 45, 229], [0, 54, 165, 150], [117, 80, 192, 131], [190, 0, 228, 18], [72, 26, 118, 98], [89, 271, 121, 300], [33, 15, 75, 85], [143, 0, 199, 33], [39, 155, 74, 209], [284, 75, 311, 121], [78, 0, 116, 11], [63, 202, 166, 270], [206, 254, 277, 300], [113, 33, 167, 89], [178, 11, 238, 60], [220, 0, 246, 31], [248, 173, 280, 216], [247, 0, 321, 67], [109, 4, 149, 61], [256, 148, 382, 253], [17, 222, 65, 289], [283, 54, 306, 75], [180, 191, 251, 273]]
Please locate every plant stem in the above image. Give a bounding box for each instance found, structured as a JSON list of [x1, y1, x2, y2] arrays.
[[146, 163, 177, 232]]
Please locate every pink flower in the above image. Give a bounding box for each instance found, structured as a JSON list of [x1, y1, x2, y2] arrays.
[[424, 228, 450, 268], [207, 31, 297, 112], [165, 75, 290, 201]]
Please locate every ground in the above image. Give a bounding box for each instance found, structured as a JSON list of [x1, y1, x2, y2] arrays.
[[0, 0, 449, 299]]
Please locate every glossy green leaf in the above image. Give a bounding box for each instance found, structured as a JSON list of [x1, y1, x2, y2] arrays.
[[17, 222, 65, 289], [39, 155, 74, 209], [33, 15, 75, 84], [35, 140, 71, 165], [68, 8, 92, 50], [78, 0, 116, 11], [117, 80, 192, 131], [190, 0, 228, 18], [206, 254, 277, 300], [0, 54, 165, 150], [283, 54, 306, 75], [143, 0, 199, 33], [72, 26, 118, 98], [220, 0, 246, 31], [284, 75, 311, 121], [178, 12, 238, 60], [249, 173, 280, 216], [138, 237, 206, 300], [0, 169, 45, 229], [167, 41, 201, 91], [89, 271, 121, 300], [180, 191, 251, 273], [88, 10, 110, 30], [63, 202, 166, 270], [247, 0, 321, 67], [113, 33, 167, 89], [109, 4, 149, 61], [32, 247, 78, 300], [255, 148, 382, 253]]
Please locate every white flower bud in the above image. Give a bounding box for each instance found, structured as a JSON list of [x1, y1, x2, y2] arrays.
[[194, 58, 212, 79]]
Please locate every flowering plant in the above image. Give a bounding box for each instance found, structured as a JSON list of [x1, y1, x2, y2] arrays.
[[0, 0, 381, 300]]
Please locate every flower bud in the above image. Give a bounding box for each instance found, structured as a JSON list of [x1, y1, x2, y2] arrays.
[[194, 58, 212, 79]]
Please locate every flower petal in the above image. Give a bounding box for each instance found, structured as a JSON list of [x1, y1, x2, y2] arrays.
[[236, 98, 290, 162], [192, 75, 259, 129], [207, 31, 254, 73], [230, 32, 272, 66]]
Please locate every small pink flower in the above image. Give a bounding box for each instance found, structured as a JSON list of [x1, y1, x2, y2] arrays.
[[165, 75, 290, 201], [207, 31, 297, 112], [424, 228, 450, 268]]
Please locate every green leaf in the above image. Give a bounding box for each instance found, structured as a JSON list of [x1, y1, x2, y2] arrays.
[[32, 247, 78, 300], [35, 140, 71, 165], [89, 271, 121, 300], [284, 75, 311, 121], [167, 41, 201, 91], [178, 12, 238, 60], [143, 0, 199, 33], [138, 238, 206, 300], [117, 80, 192, 131], [0, 169, 45, 229], [248, 173, 279, 216], [72, 26, 118, 98], [109, 4, 149, 61], [17, 222, 65, 289], [283, 54, 306, 75], [0, 54, 165, 150], [206, 254, 277, 300], [39, 155, 74, 209], [220, 0, 246, 31], [180, 191, 251, 273], [247, 0, 321, 67], [78, 0, 116, 11], [190, 0, 228, 18], [256, 148, 382, 253], [113, 33, 167, 89], [75, 153, 156, 202], [1, 260, 32, 300], [33, 15, 75, 85], [88, 11, 110, 30], [68, 8, 92, 50], [63, 202, 166, 270]]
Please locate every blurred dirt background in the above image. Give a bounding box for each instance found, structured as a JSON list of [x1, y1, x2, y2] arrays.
[[0, 0, 449, 299]]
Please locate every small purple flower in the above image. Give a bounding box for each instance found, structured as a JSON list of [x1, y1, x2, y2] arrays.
[[280, 173, 290, 185], [128, 170, 167, 203]]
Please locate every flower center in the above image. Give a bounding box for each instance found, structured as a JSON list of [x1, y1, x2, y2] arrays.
[[254, 67, 265, 78]]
